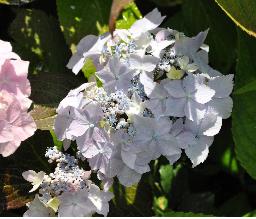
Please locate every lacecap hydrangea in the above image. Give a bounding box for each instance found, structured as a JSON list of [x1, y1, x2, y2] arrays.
[[60, 8, 234, 187], [0, 40, 36, 157], [23, 8, 234, 217]]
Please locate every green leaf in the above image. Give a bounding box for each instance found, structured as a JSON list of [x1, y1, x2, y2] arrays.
[[109, 176, 153, 216], [215, 0, 256, 38], [232, 30, 256, 180], [164, 0, 237, 74], [159, 165, 173, 194], [221, 147, 239, 174], [243, 210, 256, 217], [159, 164, 181, 194], [50, 130, 63, 151], [234, 80, 256, 95], [155, 209, 213, 217], [0, 0, 34, 5], [82, 58, 96, 81], [56, 0, 112, 46], [9, 9, 71, 74], [149, 0, 182, 7], [216, 193, 252, 216], [115, 2, 142, 30]]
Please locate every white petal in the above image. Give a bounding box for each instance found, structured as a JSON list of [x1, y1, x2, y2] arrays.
[[22, 170, 37, 182], [117, 166, 142, 187], [163, 80, 186, 98], [129, 54, 159, 72], [192, 84, 215, 104], [185, 99, 206, 121], [66, 53, 85, 75], [207, 97, 233, 119], [202, 116, 222, 137], [176, 131, 196, 149], [208, 74, 234, 98], [129, 8, 166, 37], [185, 136, 213, 167], [139, 71, 155, 95], [121, 149, 137, 170], [177, 56, 189, 69], [76, 35, 99, 53], [145, 99, 165, 117], [165, 97, 186, 117], [174, 30, 209, 57], [158, 136, 181, 156], [199, 110, 223, 136], [166, 153, 181, 164]]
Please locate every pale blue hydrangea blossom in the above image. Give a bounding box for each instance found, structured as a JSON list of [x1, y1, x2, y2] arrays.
[[47, 7, 234, 217]]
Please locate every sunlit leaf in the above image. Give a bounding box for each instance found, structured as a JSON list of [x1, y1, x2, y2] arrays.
[[215, 0, 256, 38], [0, 0, 34, 5], [9, 9, 70, 74], [56, 0, 112, 46]]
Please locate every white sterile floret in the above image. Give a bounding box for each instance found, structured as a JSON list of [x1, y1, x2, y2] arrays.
[[58, 185, 112, 217], [129, 8, 166, 38], [207, 74, 234, 119], [183, 110, 223, 167], [58, 189, 96, 217], [23, 195, 54, 217], [22, 170, 45, 192], [77, 128, 115, 175], [54, 102, 103, 144], [131, 115, 181, 164], [96, 56, 135, 94], [163, 74, 215, 121]]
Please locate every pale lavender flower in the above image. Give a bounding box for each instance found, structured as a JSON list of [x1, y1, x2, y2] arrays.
[[96, 56, 135, 94], [183, 110, 222, 167], [207, 74, 234, 119], [77, 128, 114, 175], [132, 115, 181, 164], [129, 8, 166, 38], [163, 74, 215, 121], [54, 103, 103, 143]]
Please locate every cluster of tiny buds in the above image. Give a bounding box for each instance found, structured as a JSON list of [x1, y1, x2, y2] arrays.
[[39, 147, 91, 202], [98, 90, 130, 129], [101, 36, 137, 62]]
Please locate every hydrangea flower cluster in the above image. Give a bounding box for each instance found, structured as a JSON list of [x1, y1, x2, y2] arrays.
[[30, 8, 237, 217], [56, 8, 234, 188], [0, 40, 36, 157], [23, 147, 113, 217]]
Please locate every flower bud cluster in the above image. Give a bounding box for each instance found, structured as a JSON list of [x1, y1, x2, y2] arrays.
[[23, 146, 113, 217]]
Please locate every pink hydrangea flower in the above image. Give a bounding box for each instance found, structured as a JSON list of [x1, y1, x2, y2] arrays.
[[0, 39, 36, 157], [0, 40, 20, 60], [0, 59, 32, 109], [0, 91, 36, 157]]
